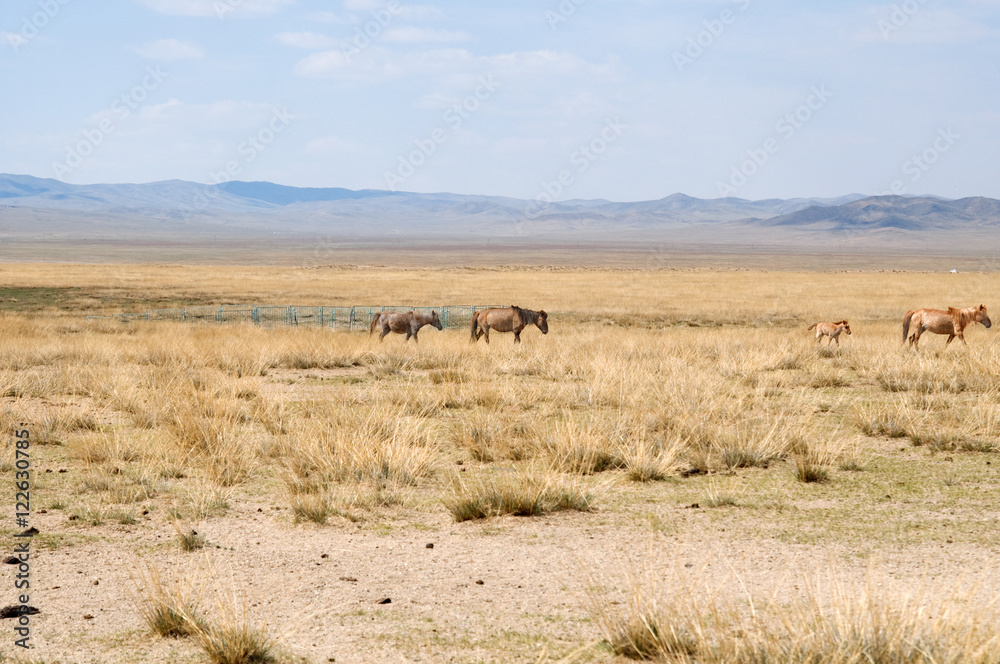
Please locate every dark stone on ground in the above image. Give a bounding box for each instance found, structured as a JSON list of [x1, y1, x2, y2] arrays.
[[0, 605, 40, 619]]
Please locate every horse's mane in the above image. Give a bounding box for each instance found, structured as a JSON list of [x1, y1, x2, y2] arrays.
[[512, 306, 539, 324], [949, 306, 977, 330]]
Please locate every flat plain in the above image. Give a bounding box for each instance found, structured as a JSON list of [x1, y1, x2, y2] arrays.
[[2, 263, 1000, 663]]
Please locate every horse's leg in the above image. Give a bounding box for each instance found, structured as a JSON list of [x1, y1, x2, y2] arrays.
[[380, 325, 389, 342], [483, 325, 490, 345], [411, 328, 419, 343]]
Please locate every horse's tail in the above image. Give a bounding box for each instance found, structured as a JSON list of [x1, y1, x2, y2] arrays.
[[902, 311, 914, 342], [470, 311, 480, 342], [369, 312, 381, 336], [807, 323, 817, 330]]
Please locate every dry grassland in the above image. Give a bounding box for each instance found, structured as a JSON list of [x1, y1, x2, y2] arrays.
[[2, 264, 1000, 663]]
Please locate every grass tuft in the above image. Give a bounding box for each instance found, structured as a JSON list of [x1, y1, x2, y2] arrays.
[[173, 520, 209, 551], [131, 566, 205, 638], [445, 470, 594, 522]]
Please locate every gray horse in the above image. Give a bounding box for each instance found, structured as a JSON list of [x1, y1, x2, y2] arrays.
[[370, 310, 443, 343]]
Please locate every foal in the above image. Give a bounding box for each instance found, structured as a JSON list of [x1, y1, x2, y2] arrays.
[[807, 320, 851, 346]]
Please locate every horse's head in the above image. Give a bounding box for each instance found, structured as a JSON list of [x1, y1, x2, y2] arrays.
[[430, 311, 443, 330], [840, 320, 851, 335], [978, 304, 991, 328], [537, 310, 548, 334]]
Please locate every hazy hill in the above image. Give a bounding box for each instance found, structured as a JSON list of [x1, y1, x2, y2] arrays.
[[3, 174, 1000, 252], [756, 195, 1000, 231], [0, 173, 867, 231]]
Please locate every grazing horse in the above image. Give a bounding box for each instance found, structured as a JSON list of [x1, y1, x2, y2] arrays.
[[807, 320, 851, 346], [369, 310, 442, 343], [903, 305, 991, 349], [470, 306, 548, 345]]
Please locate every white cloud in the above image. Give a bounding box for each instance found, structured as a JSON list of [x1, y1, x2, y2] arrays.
[[133, 0, 292, 18], [342, 0, 382, 10], [394, 4, 445, 20], [295, 47, 474, 80], [276, 31, 336, 49], [309, 11, 354, 23], [383, 27, 469, 43], [484, 50, 610, 77], [131, 38, 205, 60], [294, 50, 359, 78], [136, 98, 184, 121], [137, 98, 279, 124], [341, 1, 442, 19], [295, 47, 612, 83]]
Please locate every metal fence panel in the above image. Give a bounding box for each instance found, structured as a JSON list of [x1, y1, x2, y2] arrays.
[[87, 304, 503, 331]]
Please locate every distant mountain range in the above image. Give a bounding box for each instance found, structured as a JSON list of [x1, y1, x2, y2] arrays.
[[3, 173, 1000, 251]]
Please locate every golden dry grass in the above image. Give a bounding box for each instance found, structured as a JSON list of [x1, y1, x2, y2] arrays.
[[4, 264, 1000, 662], [586, 556, 1000, 663]]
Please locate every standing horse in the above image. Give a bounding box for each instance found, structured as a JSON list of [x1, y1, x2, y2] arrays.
[[807, 320, 851, 346], [470, 306, 548, 344], [369, 310, 442, 343], [903, 305, 991, 349]]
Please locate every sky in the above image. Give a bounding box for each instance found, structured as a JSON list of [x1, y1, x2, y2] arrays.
[[2, 0, 999, 202]]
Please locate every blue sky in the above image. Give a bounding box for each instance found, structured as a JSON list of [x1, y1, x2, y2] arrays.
[[2, 0, 998, 201]]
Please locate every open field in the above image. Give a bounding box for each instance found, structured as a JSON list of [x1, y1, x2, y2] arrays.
[[4, 234, 1000, 272], [3, 264, 1000, 663]]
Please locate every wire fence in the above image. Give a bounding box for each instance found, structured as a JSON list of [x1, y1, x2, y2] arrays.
[[85, 305, 502, 332]]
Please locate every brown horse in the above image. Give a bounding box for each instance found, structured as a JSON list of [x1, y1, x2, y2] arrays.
[[807, 320, 851, 346], [903, 305, 991, 349], [369, 310, 442, 343], [470, 306, 548, 344]]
